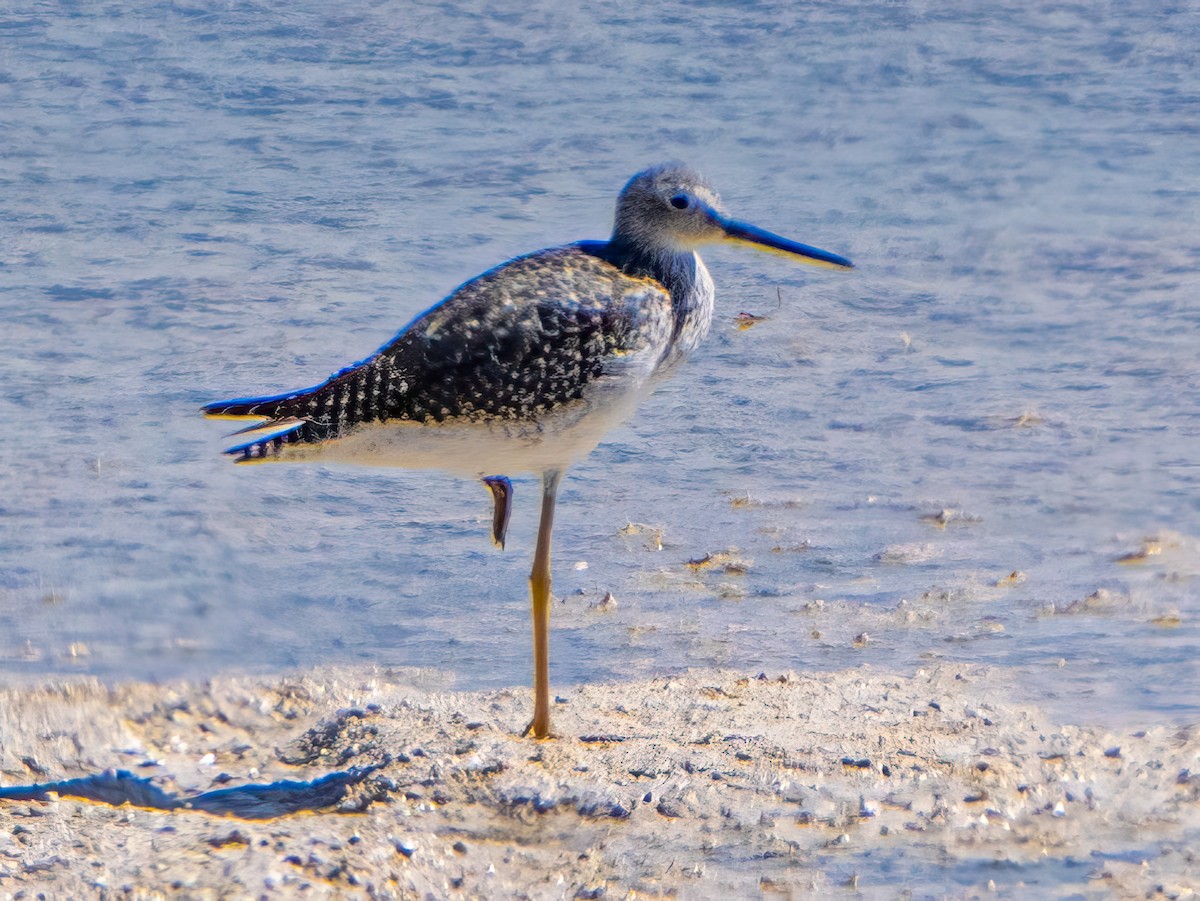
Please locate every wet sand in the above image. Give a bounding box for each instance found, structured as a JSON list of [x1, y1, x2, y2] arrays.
[[0, 665, 1196, 898]]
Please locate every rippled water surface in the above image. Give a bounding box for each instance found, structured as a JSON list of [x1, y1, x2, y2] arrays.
[[2, 1, 1198, 736]]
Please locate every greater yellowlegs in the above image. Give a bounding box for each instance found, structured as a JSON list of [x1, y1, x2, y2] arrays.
[[202, 163, 853, 738]]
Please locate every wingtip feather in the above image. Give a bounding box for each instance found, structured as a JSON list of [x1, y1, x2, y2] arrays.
[[216, 418, 307, 461]]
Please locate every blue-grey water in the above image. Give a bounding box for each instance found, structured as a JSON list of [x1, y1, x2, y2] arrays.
[[2, 0, 1197, 755]]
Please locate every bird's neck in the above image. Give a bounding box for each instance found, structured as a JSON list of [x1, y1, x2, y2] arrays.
[[586, 237, 715, 366], [589, 237, 698, 304], [600, 236, 686, 289]]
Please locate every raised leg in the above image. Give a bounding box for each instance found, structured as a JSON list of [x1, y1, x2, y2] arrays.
[[523, 469, 561, 738], [481, 475, 513, 549]]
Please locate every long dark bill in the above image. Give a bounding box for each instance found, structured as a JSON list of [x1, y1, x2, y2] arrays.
[[720, 217, 854, 270]]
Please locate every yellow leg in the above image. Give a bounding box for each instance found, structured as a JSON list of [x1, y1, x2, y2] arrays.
[[524, 469, 561, 739]]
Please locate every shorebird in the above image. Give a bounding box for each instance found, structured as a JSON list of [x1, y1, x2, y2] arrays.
[[202, 163, 853, 738]]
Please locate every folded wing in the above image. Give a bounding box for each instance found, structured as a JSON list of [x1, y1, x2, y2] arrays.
[[202, 246, 673, 462]]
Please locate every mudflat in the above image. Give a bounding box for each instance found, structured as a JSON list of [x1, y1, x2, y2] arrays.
[[0, 665, 1196, 898]]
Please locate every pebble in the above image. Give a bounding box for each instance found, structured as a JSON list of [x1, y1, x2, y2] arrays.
[[656, 800, 682, 818]]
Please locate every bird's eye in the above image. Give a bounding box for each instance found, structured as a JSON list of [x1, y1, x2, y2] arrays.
[[669, 193, 690, 210]]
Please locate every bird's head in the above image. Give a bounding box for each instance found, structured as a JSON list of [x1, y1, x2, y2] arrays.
[[612, 162, 853, 270]]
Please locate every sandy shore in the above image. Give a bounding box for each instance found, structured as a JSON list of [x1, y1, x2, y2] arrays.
[[0, 665, 1196, 899]]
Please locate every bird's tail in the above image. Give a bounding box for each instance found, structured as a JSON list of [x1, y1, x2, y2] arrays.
[[200, 389, 302, 421], [201, 392, 313, 462], [219, 417, 309, 462]]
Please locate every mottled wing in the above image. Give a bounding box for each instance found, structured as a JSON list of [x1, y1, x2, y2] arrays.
[[202, 246, 672, 460]]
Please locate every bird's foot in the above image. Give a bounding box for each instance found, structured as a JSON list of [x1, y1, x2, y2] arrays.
[[520, 718, 558, 740]]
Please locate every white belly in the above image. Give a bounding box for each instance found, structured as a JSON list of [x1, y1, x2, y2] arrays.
[[278, 375, 654, 477]]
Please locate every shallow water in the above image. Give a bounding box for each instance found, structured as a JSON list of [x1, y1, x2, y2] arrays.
[[1, 0, 1198, 739]]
